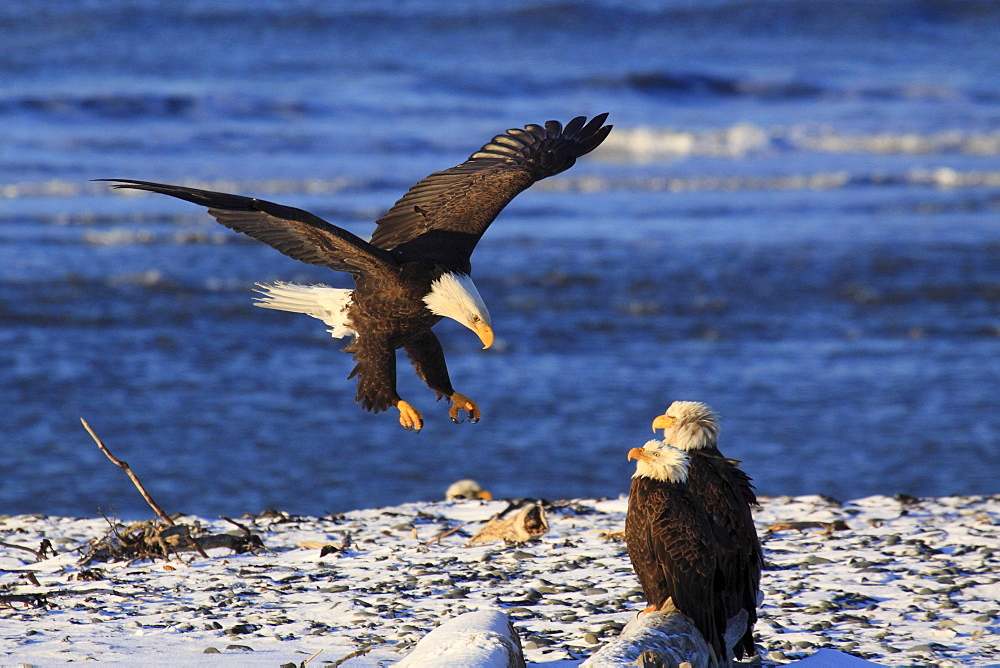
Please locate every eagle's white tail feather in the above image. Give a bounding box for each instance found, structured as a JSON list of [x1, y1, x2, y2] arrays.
[[252, 282, 356, 339]]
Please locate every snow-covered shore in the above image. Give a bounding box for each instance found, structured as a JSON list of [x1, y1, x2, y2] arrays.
[[2, 494, 997, 666]]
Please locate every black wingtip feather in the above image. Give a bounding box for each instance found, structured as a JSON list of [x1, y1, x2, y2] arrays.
[[96, 178, 260, 211], [577, 113, 610, 141], [574, 123, 613, 156], [561, 115, 587, 139], [471, 113, 612, 166]]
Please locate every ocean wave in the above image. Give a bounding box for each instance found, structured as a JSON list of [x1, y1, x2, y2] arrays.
[[0, 178, 357, 200], [83, 229, 230, 246], [541, 168, 1000, 193], [601, 125, 1000, 159], [0, 92, 317, 121], [4, 165, 1000, 210], [590, 71, 826, 100], [600, 124, 771, 159], [538, 172, 853, 193], [789, 128, 1000, 156]]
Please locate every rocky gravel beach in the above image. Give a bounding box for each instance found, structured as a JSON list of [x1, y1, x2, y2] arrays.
[[2, 494, 998, 666]]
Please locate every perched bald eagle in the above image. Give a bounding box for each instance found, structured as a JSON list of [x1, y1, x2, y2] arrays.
[[625, 440, 728, 664], [101, 114, 611, 431], [652, 401, 763, 660]]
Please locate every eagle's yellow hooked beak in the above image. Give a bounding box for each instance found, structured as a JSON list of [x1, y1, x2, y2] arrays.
[[472, 321, 494, 349], [652, 414, 675, 432], [628, 447, 648, 462]]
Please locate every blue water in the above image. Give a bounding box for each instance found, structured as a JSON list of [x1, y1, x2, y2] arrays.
[[1, 1, 998, 518]]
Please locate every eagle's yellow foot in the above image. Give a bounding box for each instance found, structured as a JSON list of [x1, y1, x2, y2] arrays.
[[448, 392, 481, 424], [395, 400, 423, 432], [641, 604, 658, 615]]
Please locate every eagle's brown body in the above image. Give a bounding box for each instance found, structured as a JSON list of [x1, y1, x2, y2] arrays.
[[102, 115, 612, 428], [344, 264, 452, 412], [625, 474, 728, 663], [685, 446, 763, 660]]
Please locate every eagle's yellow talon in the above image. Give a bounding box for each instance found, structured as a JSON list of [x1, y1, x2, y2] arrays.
[[395, 400, 423, 433], [448, 392, 481, 424]]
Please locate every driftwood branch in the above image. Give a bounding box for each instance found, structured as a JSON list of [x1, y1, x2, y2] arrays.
[[219, 515, 253, 535], [766, 520, 849, 535], [81, 418, 216, 560], [83, 519, 263, 565], [0, 592, 52, 609], [80, 418, 175, 527], [301, 647, 324, 666], [329, 645, 373, 666], [0, 539, 55, 562], [73, 420, 268, 565], [424, 524, 466, 546]]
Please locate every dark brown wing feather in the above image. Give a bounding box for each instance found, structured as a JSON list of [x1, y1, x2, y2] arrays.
[[368, 114, 612, 270], [688, 449, 763, 659], [626, 477, 727, 660], [98, 179, 398, 277]]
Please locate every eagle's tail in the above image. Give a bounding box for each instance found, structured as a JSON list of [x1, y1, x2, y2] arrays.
[[252, 282, 357, 339]]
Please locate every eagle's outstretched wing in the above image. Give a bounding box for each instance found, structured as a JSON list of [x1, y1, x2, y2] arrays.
[[98, 179, 398, 277], [369, 114, 612, 271]]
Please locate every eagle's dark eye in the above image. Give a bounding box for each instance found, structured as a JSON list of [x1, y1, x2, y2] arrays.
[[472, 315, 480, 322]]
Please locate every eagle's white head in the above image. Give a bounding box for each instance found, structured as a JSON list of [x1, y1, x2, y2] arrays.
[[423, 272, 494, 349], [651, 400, 720, 451], [628, 439, 690, 484], [444, 479, 493, 501]]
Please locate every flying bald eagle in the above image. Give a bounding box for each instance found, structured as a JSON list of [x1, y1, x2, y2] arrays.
[[652, 401, 763, 660], [100, 114, 611, 431], [625, 440, 728, 663]]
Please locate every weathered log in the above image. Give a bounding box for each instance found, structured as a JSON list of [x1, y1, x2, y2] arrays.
[[581, 603, 749, 668], [466, 504, 548, 545], [581, 608, 712, 668], [395, 609, 525, 668]]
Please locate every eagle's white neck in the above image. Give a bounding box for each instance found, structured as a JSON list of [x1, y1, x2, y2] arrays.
[[423, 272, 491, 326]]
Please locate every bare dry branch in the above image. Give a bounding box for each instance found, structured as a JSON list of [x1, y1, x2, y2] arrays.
[[0, 540, 45, 561], [219, 515, 252, 535], [81, 418, 210, 559], [766, 520, 850, 534], [80, 418, 174, 526], [0, 592, 52, 609], [424, 524, 465, 546], [330, 645, 373, 667], [302, 647, 324, 665]]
